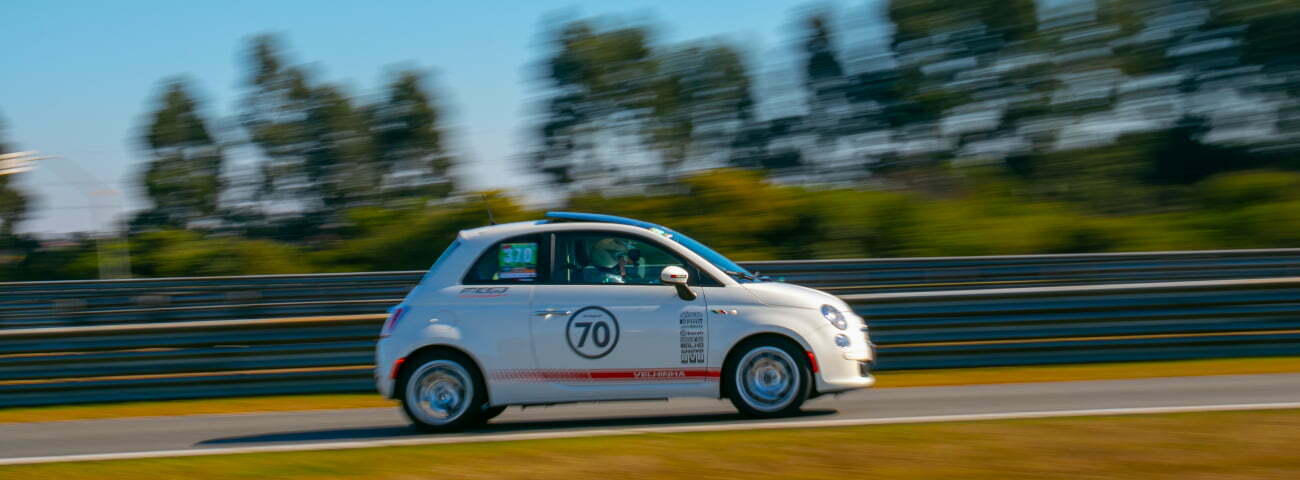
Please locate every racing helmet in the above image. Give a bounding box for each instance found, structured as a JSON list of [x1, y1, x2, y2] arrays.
[[590, 237, 630, 269]]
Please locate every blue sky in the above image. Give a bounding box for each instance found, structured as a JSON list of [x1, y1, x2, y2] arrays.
[[2, 0, 884, 234]]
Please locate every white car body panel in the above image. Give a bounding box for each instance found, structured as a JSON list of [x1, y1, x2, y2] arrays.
[[375, 219, 875, 406]]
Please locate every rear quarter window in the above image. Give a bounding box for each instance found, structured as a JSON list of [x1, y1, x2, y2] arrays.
[[462, 235, 545, 284], [419, 240, 461, 285]]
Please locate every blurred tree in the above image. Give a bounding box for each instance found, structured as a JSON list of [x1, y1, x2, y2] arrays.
[[1092, 0, 1167, 76], [1224, 0, 1300, 74], [1220, 0, 1300, 155], [889, 0, 1037, 48], [888, 0, 1038, 95], [802, 13, 847, 133], [877, 0, 1041, 179], [534, 19, 761, 187], [534, 20, 657, 187], [1142, 116, 1262, 185], [648, 42, 756, 173], [369, 69, 456, 200], [796, 12, 851, 177], [0, 113, 31, 236], [300, 83, 376, 209], [239, 34, 376, 222], [134, 78, 224, 230]]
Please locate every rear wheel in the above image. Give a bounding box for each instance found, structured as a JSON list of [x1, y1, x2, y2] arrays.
[[724, 338, 812, 418], [399, 352, 488, 432]]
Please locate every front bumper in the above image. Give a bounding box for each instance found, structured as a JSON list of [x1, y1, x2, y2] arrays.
[[812, 326, 876, 392]]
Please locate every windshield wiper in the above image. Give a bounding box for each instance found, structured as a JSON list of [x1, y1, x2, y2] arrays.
[[723, 270, 759, 281]]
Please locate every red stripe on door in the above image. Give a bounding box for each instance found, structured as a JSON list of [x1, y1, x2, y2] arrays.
[[492, 368, 721, 382]]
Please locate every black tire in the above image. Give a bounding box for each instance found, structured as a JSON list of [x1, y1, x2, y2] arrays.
[[723, 337, 812, 418], [398, 350, 488, 432], [481, 405, 508, 422]]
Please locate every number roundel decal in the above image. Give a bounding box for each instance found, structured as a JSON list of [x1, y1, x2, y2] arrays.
[[566, 306, 620, 359]]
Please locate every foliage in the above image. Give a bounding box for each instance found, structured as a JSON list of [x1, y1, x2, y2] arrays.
[[0, 112, 30, 237], [369, 70, 455, 201], [237, 35, 455, 228], [564, 168, 1297, 263], [6, 168, 1300, 280], [308, 192, 532, 272], [11, 2, 1300, 280], [135, 78, 224, 230], [533, 20, 755, 186], [129, 230, 309, 277]]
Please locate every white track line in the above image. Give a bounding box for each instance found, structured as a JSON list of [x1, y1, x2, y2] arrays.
[[3, 401, 1299, 466]]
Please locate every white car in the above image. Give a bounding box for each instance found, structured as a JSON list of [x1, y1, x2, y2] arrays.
[[375, 212, 875, 431]]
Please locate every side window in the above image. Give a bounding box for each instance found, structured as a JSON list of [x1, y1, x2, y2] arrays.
[[462, 235, 546, 284], [553, 232, 712, 286]]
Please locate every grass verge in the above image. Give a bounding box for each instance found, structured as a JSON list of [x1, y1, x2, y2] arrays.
[[1, 409, 1297, 479], [2, 355, 1297, 424]]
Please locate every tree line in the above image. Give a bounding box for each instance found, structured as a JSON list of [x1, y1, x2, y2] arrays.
[[2, 0, 1299, 280]]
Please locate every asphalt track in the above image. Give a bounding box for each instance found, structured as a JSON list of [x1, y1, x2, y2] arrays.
[[2, 373, 1299, 465]]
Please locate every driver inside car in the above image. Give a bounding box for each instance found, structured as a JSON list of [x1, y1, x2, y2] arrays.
[[584, 237, 641, 284]]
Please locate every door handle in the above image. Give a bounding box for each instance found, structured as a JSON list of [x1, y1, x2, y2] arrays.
[[533, 309, 573, 317]]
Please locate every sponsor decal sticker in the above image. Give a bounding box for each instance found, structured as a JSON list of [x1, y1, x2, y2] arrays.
[[459, 287, 510, 298], [679, 311, 706, 364], [566, 307, 620, 359]]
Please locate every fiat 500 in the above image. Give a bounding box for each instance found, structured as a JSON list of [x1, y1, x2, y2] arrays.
[[376, 212, 874, 431]]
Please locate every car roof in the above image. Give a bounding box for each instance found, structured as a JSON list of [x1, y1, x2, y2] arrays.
[[435, 211, 736, 287], [543, 211, 664, 230], [458, 212, 666, 241]]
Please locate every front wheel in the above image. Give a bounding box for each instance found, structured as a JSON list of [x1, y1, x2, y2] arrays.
[[399, 352, 488, 432], [724, 339, 812, 418], [481, 405, 507, 422]]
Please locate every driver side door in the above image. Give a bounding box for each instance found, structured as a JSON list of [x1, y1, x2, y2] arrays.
[[526, 231, 713, 402]]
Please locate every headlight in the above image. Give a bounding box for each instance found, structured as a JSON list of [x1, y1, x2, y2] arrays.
[[821, 305, 847, 330]]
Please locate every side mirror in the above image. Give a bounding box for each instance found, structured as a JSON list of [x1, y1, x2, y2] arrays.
[[660, 266, 689, 285], [660, 266, 696, 301]]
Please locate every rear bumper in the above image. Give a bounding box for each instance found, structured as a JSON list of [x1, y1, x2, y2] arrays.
[[376, 370, 396, 398], [374, 340, 399, 398]]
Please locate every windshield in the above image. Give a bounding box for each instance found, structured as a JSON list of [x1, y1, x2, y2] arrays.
[[656, 227, 756, 280]]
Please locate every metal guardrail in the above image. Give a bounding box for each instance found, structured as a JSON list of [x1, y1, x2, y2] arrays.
[[0, 271, 418, 329], [0, 316, 380, 407], [3, 248, 1300, 329], [745, 248, 1300, 293], [849, 277, 1300, 369], [2, 275, 1298, 407]]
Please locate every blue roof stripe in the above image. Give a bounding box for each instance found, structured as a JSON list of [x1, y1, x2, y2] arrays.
[[543, 211, 661, 230]]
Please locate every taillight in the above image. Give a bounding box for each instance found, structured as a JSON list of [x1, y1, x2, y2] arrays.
[[380, 306, 407, 338]]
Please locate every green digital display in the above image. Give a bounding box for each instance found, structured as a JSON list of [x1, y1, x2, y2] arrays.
[[498, 242, 538, 279]]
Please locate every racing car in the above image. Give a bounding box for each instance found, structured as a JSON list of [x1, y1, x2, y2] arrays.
[[376, 212, 875, 431]]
